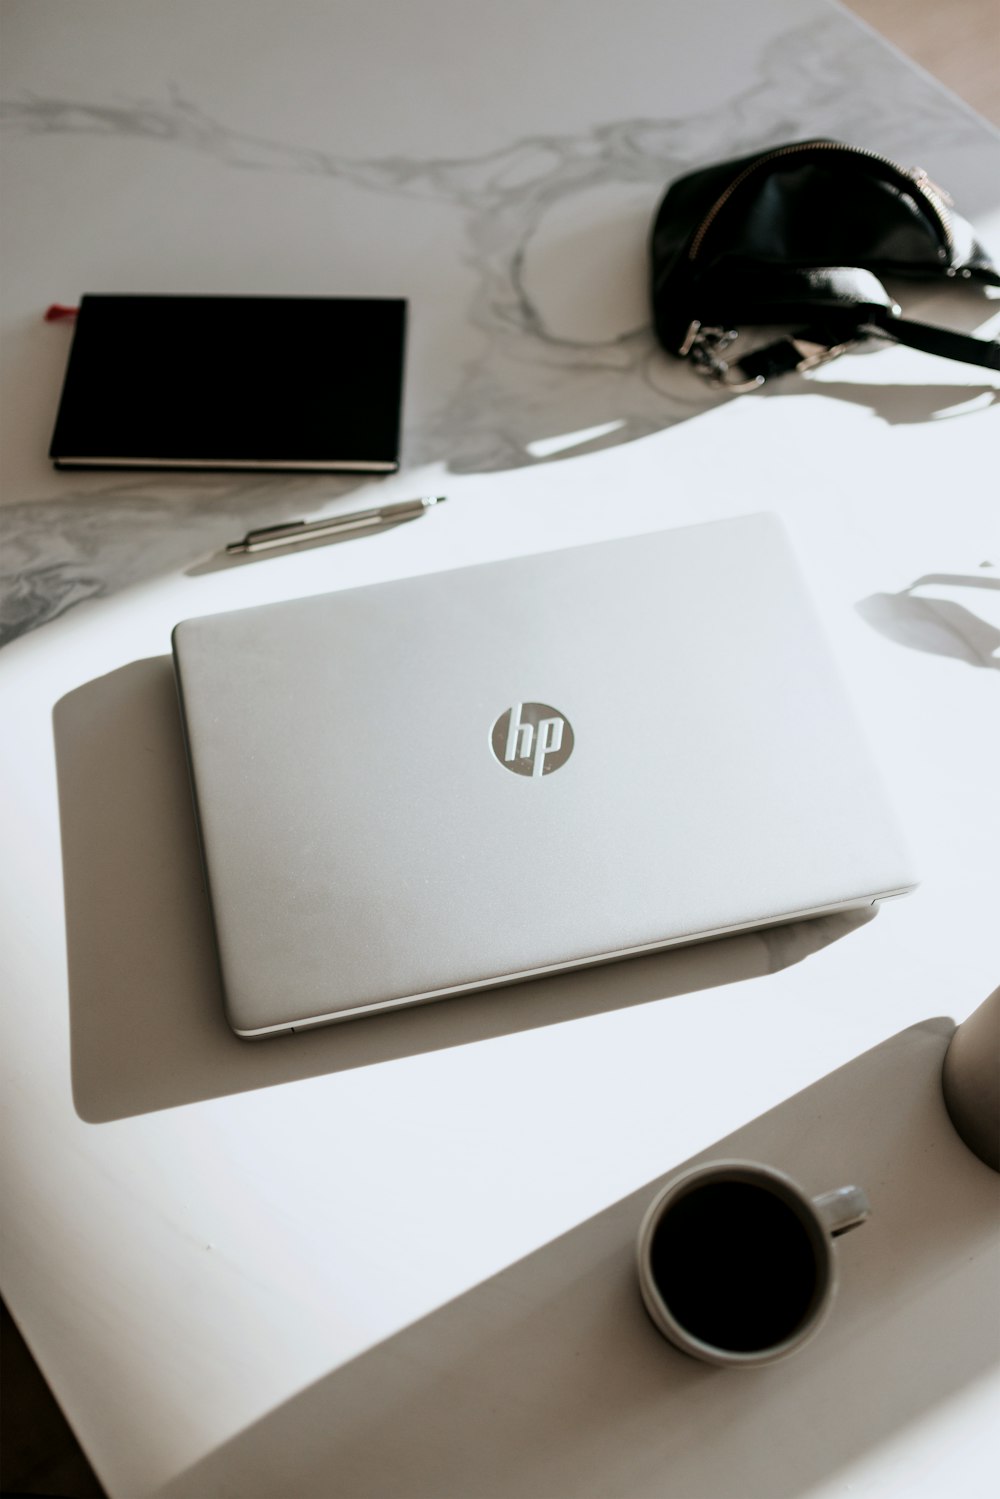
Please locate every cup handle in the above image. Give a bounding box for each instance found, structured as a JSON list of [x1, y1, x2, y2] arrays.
[[813, 1184, 870, 1237]]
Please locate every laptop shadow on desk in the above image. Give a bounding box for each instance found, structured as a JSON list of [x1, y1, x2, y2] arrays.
[[156, 1020, 1000, 1499], [55, 656, 873, 1125]]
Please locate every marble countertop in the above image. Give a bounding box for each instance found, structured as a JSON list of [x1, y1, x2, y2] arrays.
[[1, 2, 998, 1496]]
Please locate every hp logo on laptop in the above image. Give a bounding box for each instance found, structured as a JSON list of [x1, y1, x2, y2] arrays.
[[491, 702, 574, 778]]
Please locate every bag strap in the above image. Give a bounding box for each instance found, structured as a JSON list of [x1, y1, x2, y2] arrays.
[[864, 308, 1000, 372], [683, 260, 1000, 386], [730, 307, 1000, 387]]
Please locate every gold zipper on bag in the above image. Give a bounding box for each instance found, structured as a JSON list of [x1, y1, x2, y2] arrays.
[[686, 140, 954, 263]]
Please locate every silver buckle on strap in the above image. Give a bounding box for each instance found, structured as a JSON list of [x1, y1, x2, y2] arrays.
[[679, 321, 764, 392]]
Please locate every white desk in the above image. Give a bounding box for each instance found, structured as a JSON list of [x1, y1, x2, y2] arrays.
[[1, 2, 998, 1495]]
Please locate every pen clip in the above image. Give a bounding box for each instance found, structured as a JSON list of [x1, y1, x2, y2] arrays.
[[240, 520, 307, 545]]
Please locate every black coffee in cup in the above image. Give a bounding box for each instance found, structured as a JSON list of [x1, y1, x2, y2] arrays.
[[648, 1179, 820, 1353]]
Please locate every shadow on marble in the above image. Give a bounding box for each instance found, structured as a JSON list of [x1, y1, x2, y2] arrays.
[[154, 1019, 1000, 1499], [857, 571, 1000, 669], [0, 471, 369, 647], [53, 656, 873, 1124]]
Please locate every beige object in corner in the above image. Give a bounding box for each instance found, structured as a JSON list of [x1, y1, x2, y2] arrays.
[[942, 986, 1000, 1171]]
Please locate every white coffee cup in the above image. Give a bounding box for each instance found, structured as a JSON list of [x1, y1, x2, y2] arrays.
[[636, 1159, 870, 1368]]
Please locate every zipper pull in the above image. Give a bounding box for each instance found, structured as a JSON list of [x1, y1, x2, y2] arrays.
[[908, 167, 954, 205]]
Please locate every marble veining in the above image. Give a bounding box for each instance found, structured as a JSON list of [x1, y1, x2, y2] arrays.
[[1, 7, 995, 644], [0, 474, 363, 644]]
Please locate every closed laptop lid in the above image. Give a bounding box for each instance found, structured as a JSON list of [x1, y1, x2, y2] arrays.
[[172, 514, 915, 1035]]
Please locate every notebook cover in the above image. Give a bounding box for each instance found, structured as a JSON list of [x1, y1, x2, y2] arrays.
[[49, 294, 406, 473]]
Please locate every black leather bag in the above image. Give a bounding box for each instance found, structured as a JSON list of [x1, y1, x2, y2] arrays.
[[650, 140, 1000, 389]]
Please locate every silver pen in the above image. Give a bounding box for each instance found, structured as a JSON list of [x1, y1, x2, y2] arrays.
[[225, 494, 447, 555]]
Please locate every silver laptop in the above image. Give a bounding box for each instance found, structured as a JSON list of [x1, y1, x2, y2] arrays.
[[172, 513, 916, 1037]]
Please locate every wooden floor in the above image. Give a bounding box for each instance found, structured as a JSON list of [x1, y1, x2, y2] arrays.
[[845, 0, 1000, 124], [1, 2, 997, 1496], [1, 1302, 105, 1498]]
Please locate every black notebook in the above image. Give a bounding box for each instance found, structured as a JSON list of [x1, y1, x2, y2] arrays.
[[49, 294, 406, 473]]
